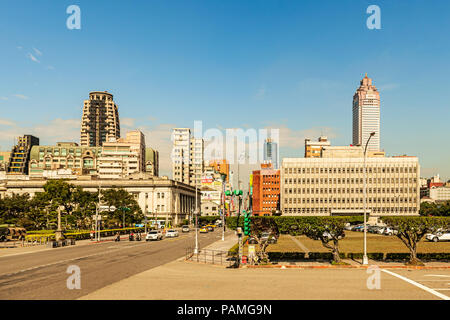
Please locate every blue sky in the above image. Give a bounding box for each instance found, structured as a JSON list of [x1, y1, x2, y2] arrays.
[[0, 0, 449, 180]]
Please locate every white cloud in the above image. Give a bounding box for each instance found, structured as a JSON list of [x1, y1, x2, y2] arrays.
[[0, 119, 16, 126], [27, 53, 40, 63], [0, 97, 8, 101], [13, 94, 29, 100], [32, 47, 43, 56], [0, 118, 81, 150]]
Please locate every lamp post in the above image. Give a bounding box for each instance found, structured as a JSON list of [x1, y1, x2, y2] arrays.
[[220, 173, 227, 241], [363, 132, 376, 265]]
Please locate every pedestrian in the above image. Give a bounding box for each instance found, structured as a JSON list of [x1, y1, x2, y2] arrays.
[[90, 230, 94, 241]]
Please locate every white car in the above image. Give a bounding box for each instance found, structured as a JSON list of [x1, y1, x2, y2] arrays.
[[378, 227, 397, 236], [181, 225, 190, 233], [146, 230, 163, 241], [165, 229, 179, 238], [426, 230, 450, 242]]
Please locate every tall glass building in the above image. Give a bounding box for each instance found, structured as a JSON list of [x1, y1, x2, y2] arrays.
[[263, 138, 278, 169]]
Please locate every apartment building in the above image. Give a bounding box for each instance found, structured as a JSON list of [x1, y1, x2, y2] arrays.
[[281, 152, 420, 217], [7, 135, 40, 175], [80, 91, 120, 147], [172, 128, 204, 189], [97, 130, 145, 179]]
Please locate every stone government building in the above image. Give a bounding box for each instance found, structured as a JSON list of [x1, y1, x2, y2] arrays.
[[0, 177, 199, 226]]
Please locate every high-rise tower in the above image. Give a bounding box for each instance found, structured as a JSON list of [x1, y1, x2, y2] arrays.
[[352, 74, 380, 151], [263, 138, 279, 169], [80, 91, 120, 147]]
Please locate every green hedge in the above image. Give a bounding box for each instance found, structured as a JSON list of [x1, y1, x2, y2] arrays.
[[267, 252, 450, 262], [417, 253, 450, 261]]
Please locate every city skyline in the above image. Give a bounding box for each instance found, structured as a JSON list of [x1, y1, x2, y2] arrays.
[[1, 1, 449, 180]]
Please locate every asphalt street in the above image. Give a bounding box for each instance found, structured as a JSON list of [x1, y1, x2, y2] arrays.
[[0, 230, 226, 299]]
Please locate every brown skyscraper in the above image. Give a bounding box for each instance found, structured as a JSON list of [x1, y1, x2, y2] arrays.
[[80, 91, 120, 147]]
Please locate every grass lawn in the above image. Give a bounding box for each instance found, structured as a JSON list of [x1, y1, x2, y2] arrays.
[[244, 231, 450, 254]]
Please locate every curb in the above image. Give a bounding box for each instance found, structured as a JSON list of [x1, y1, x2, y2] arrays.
[[243, 264, 450, 270]]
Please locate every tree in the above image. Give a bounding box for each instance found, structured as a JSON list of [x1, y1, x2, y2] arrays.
[[0, 193, 31, 225], [250, 217, 279, 264], [72, 188, 98, 230], [301, 217, 347, 263], [382, 216, 450, 265], [100, 188, 143, 227]]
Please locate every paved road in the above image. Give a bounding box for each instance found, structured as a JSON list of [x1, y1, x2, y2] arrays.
[[81, 260, 450, 300], [0, 230, 230, 299]]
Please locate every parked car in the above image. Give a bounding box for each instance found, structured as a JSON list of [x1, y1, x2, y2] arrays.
[[199, 227, 208, 233], [323, 231, 344, 240], [206, 224, 217, 228], [352, 225, 364, 232], [206, 226, 214, 232], [377, 227, 397, 236], [426, 230, 450, 242], [165, 229, 179, 238], [181, 225, 190, 233], [261, 232, 277, 244], [146, 230, 163, 241]]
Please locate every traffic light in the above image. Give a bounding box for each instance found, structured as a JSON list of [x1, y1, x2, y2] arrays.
[[243, 210, 251, 236]]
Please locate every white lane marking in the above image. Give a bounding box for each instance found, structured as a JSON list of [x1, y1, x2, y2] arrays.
[[0, 242, 150, 278], [432, 289, 450, 291], [381, 269, 450, 300], [424, 274, 450, 278]]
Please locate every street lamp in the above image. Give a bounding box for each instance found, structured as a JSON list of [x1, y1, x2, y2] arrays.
[[220, 172, 227, 241], [363, 131, 376, 265]]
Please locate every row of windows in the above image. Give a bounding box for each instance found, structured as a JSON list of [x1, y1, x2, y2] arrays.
[[284, 197, 417, 204], [284, 166, 417, 174], [284, 207, 416, 214], [284, 177, 417, 184], [285, 187, 416, 194]]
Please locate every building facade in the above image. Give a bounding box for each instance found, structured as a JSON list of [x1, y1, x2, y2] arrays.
[[29, 143, 102, 177], [171, 128, 204, 189], [7, 135, 40, 175], [304, 136, 331, 158], [352, 74, 380, 151], [252, 163, 280, 216], [429, 186, 450, 202], [0, 177, 199, 225], [97, 131, 145, 179], [281, 156, 420, 217], [80, 91, 120, 147], [263, 138, 279, 169]]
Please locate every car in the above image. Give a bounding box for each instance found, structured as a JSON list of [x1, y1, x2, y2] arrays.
[[426, 230, 450, 242], [206, 226, 214, 232], [165, 229, 179, 238], [181, 225, 190, 233], [146, 230, 163, 241], [377, 227, 397, 236], [206, 224, 217, 228], [261, 232, 277, 244], [352, 225, 364, 232], [199, 227, 208, 233], [323, 231, 344, 240]]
